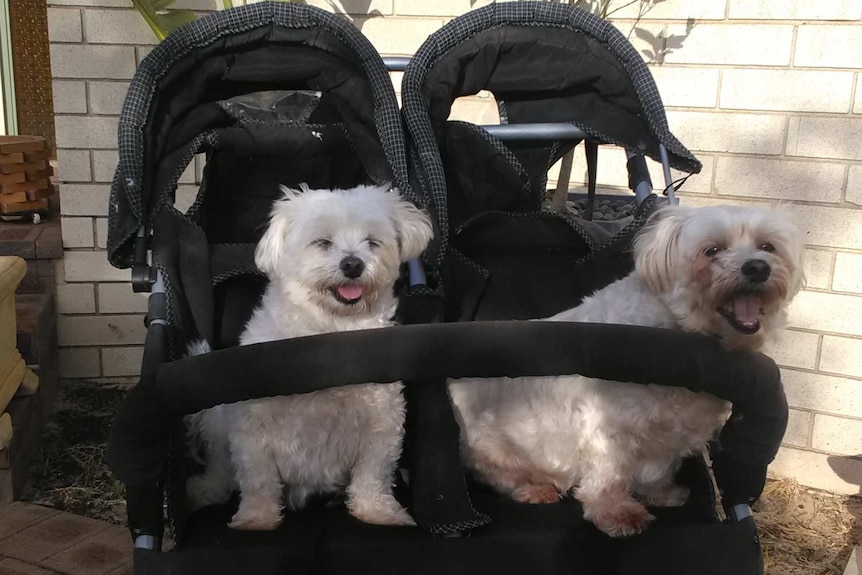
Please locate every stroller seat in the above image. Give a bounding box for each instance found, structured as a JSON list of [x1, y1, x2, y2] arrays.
[[164, 461, 750, 575]]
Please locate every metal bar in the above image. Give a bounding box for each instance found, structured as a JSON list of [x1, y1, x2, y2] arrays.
[[584, 140, 598, 220], [133, 534, 161, 551], [407, 257, 427, 287], [658, 143, 676, 205], [131, 226, 155, 292], [625, 150, 653, 205], [383, 57, 411, 72], [483, 122, 587, 141], [152, 269, 165, 295], [728, 503, 753, 523], [550, 150, 574, 213], [141, 270, 168, 374]]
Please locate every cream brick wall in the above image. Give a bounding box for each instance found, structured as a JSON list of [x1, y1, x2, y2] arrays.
[[48, 0, 862, 493]]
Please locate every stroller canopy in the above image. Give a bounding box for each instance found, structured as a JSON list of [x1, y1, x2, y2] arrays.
[[402, 1, 701, 268], [107, 1, 419, 269]]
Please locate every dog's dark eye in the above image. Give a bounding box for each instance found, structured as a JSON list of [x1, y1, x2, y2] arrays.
[[366, 238, 380, 249], [704, 246, 721, 257], [314, 239, 332, 249], [760, 242, 775, 253]]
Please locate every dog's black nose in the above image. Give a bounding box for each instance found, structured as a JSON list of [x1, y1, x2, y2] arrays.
[[742, 259, 771, 283], [340, 256, 365, 279]]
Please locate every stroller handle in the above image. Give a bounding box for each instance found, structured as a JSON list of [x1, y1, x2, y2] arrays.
[[383, 56, 411, 71], [483, 123, 586, 141]]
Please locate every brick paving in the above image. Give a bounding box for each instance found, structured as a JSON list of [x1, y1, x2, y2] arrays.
[[0, 503, 130, 575]]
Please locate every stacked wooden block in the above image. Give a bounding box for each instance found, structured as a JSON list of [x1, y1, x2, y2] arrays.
[[0, 136, 53, 217]]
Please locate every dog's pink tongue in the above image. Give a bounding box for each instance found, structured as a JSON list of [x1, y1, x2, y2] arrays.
[[337, 285, 364, 301], [733, 294, 761, 323]]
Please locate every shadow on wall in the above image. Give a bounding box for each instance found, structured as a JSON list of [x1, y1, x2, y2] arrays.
[[673, 116, 859, 255], [322, 0, 383, 26], [830, 455, 862, 573], [465, 0, 697, 65], [634, 18, 696, 64], [830, 455, 862, 496]]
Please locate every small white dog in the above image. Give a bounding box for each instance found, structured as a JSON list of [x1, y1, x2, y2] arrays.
[[186, 183, 433, 530], [448, 204, 804, 537]]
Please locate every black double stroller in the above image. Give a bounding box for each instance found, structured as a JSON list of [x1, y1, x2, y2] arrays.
[[105, 3, 787, 574]]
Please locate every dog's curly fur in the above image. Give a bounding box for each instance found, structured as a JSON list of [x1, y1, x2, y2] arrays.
[[186, 183, 433, 531], [448, 204, 804, 537]]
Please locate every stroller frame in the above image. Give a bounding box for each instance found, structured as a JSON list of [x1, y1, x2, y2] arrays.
[[131, 91, 680, 553], [104, 4, 786, 574]]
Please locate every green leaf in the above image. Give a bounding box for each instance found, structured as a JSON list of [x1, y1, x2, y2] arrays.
[[131, 0, 169, 41], [131, 0, 197, 40], [149, 0, 179, 10], [159, 10, 198, 32]]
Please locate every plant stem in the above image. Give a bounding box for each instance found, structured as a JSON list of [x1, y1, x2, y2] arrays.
[[130, 0, 167, 41]]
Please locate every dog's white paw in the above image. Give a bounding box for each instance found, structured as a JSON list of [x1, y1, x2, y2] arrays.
[[350, 497, 416, 527], [583, 498, 655, 538], [186, 474, 231, 510], [228, 513, 283, 531], [512, 483, 562, 504], [642, 484, 689, 508], [228, 496, 283, 531]]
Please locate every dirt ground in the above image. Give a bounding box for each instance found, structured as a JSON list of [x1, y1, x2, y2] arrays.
[[755, 479, 862, 575], [19, 380, 862, 574], [21, 380, 129, 525]]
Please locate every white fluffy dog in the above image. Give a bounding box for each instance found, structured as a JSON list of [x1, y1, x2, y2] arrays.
[[448, 204, 804, 537], [186, 183, 433, 531]]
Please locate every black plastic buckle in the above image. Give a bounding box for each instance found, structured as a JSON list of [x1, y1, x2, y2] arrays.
[[626, 153, 653, 192], [132, 264, 156, 293], [131, 228, 156, 293]]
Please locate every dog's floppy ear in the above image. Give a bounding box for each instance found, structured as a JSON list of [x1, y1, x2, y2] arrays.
[[769, 202, 807, 298], [254, 185, 304, 275], [387, 189, 434, 262], [633, 205, 686, 292]]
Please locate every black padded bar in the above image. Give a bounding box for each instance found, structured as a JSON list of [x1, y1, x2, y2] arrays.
[[109, 320, 786, 513]]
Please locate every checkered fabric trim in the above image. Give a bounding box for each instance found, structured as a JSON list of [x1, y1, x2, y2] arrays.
[[450, 208, 600, 283], [428, 513, 492, 536], [402, 2, 701, 267], [154, 130, 217, 217], [453, 121, 535, 200], [454, 209, 598, 253], [106, 167, 129, 264], [186, 166, 209, 219], [573, 193, 660, 269], [109, 1, 414, 266]]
